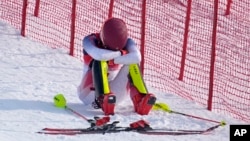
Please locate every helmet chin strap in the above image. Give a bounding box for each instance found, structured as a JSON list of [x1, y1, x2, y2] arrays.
[[99, 31, 104, 44]]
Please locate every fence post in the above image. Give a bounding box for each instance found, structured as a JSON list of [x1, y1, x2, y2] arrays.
[[208, 0, 219, 111], [108, 0, 115, 18], [140, 0, 146, 75], [178, 0, 192, 81], [34, 0, 40, 17], [21, 0, 28, 36], [225, 0, 232, 15], [69, 0, 77, 56]]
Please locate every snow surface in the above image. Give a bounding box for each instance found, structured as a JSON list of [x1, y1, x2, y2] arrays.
[[0, 20, 245, 141]]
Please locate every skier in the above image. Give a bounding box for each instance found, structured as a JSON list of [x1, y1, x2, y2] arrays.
[[77, 17, 156, 115]]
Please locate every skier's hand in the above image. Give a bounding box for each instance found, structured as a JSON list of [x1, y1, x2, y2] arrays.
[[107, 49, 127, 66], [108, 59, 115, 66], [120, 49, 128, 56]]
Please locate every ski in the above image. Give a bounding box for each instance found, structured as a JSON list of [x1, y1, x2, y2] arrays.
[[38, 119, 221, 135], [38, 130, 207, 135]]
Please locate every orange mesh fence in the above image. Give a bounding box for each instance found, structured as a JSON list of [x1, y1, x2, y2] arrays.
[[0, 0, 249, 122]]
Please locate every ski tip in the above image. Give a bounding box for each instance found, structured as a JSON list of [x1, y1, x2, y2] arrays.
[[42, 128, 47, 130], [37, 131, 44, 134]]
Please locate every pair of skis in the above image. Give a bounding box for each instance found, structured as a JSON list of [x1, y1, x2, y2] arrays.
[[40, 95, 226, 136], [37, 116, 222, 135]]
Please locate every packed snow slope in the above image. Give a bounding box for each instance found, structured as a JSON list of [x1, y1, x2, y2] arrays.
[[0, 20, 245, 141]]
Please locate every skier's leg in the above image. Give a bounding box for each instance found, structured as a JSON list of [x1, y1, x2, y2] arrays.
[[129, 64, 156, 115], [77, 69, 95, 105], [92, 60, 115, 115], [109, 65, 130, 103]]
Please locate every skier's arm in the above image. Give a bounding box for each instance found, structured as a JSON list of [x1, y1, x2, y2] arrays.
[[83, 35, 121, 61], [114, 38, 141, 65]]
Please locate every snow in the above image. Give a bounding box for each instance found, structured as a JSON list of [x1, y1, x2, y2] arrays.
[[0, 20, 245, 141]]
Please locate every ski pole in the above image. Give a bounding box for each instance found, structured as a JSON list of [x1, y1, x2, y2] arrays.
[[53, 93, 89, 121], [170, 110, 225, 125], [66, 106, 110, 126], [53, 93, 110, 125], [153, 102, 226, 125], [65, 106, 88, 121]]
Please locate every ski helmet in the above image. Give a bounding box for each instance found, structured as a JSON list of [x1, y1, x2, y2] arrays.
[[100, 18, 128, 50]]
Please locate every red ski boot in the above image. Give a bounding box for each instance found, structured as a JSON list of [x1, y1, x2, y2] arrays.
[[101, 93, 116, 115], [131, 93, 156, 115]]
